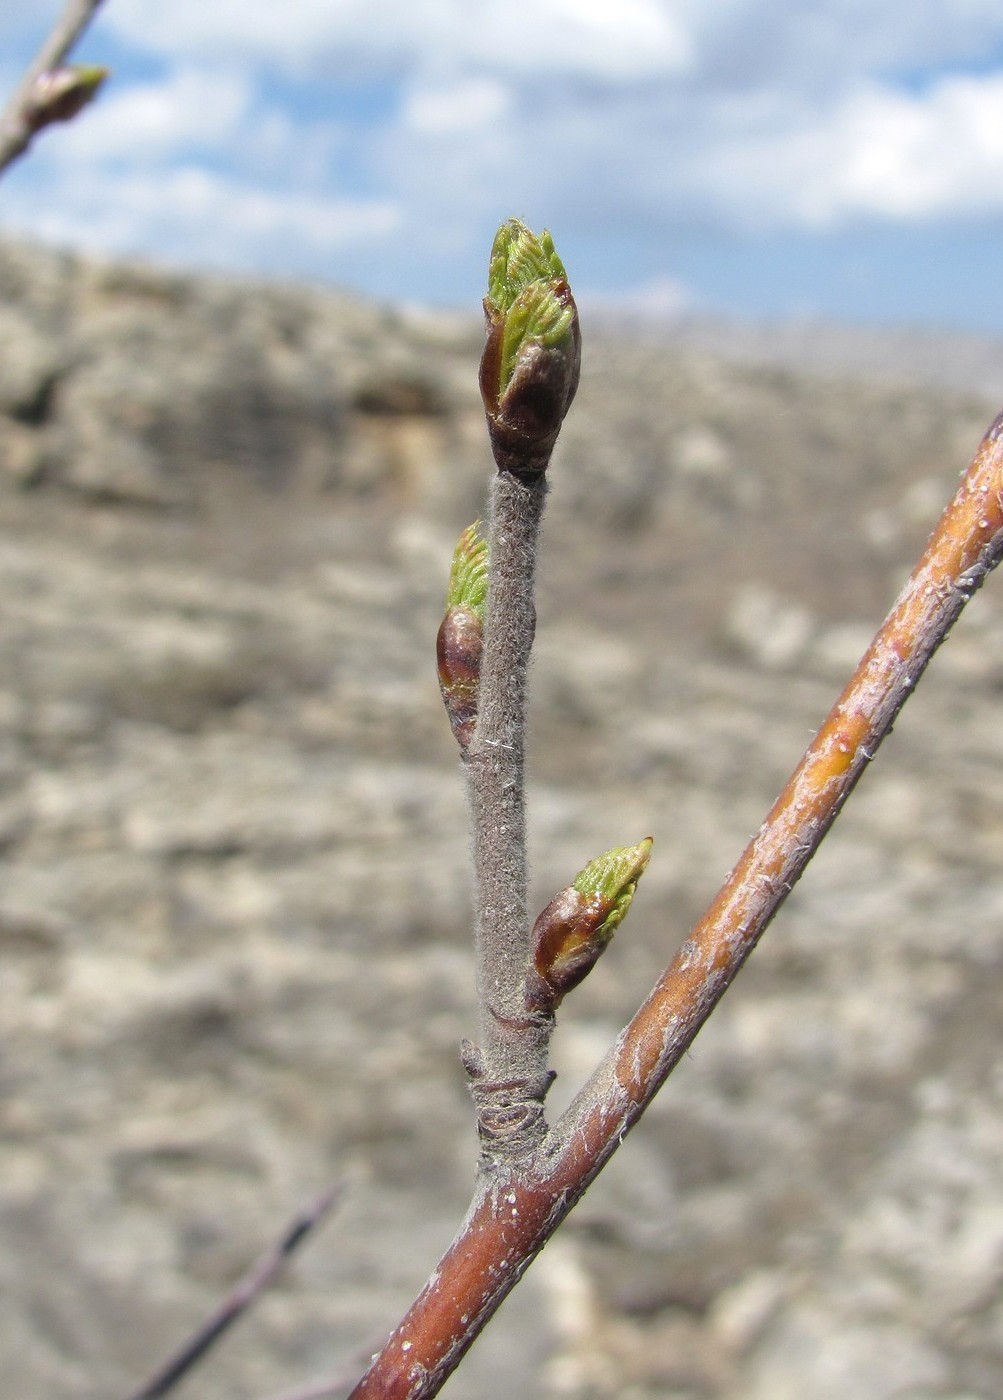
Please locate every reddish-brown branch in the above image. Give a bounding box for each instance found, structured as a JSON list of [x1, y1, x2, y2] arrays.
[[348, 409, 1003, 1399], [0, 0, 107, 175]]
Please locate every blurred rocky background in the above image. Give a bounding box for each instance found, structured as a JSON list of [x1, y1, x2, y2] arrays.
[[1, 236, 1002, 1400]]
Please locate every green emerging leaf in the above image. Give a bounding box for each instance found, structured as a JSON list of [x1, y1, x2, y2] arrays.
[[485, 219, 576, 400], [445, 522, 489, 618], [572, 837, 654, 941], [498, 281, 575, 401], [486, 219, 568, 315]]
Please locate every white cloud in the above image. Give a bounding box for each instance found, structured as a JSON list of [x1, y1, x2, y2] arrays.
[[402, 77, 511, 136], [680, 71, 1003, 229], [103, 0, 353, 69], [676, 1, 1003, 96], [580, 274, 695, 320], [8, 0, 1003, 319], [16, 59, 349, 194], [106, 0, 691, 81], [103, 0, 1003, 91], [23, 0, 1000, 98], [54, 68, 254, 162], [1, 161, 400, 273]]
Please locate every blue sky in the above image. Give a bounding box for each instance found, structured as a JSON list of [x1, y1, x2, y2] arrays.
[[3, 1, 1003, 331]]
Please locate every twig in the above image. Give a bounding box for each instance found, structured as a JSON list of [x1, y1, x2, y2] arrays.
[[458, 219, 581, 1166], [347, 409, 1003, 1398], [127, 1186, 340, 1400], [463, 469, 551, 1157], [0, 0, 107, 175]]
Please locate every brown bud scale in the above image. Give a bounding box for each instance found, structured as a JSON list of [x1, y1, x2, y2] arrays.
[[530, 886, 610, 1010], [479, 278, 581, 476], [436, 605, 483, 749]]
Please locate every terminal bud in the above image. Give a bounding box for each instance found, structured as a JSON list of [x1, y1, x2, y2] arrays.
[[479, 218, 581, 475]]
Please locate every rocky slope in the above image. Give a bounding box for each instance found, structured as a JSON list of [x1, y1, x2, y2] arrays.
[[1, 237, 1003, 1400]]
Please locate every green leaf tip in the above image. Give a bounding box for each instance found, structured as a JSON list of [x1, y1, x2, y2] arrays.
[[445, 521, 489, 619], [487, 219, 569, 315], [485, 219, 575, 398], [529, 837, 653, 1010], [437, 524, 488, 750], [572, 837, 653, 940], [498, 280, 575, 407], [479, 218, 581, 474]]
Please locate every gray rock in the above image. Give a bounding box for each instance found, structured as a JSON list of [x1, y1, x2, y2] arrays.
[[0, 236, 1001, 1399]]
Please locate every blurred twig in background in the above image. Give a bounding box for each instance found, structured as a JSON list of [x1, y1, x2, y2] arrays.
[[0, 0, 107, 176]]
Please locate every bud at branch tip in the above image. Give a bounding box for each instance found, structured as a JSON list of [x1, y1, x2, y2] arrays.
[[479, 218, 581, 475]]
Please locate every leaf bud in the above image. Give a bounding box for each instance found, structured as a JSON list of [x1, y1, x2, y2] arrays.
[[529, 838, 653, 1010], [25, 66, 108, 134], [436, 522, 488, 749], [479, 218, 581, 475]]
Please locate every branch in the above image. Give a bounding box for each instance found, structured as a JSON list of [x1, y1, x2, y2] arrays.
[[127, 1186, 340, 1400], [455, 220, 581, 1164], [0, 0, 108, 176], [462, 468, 551, 1151], [348, 407, 1003, 1399]]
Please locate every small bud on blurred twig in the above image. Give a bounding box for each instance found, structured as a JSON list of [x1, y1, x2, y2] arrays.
[[0, 0, 108, 176], [23, 64, 107, 135]]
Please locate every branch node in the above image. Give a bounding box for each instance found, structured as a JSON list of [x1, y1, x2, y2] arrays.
[[469, 1069, 555, 1156]]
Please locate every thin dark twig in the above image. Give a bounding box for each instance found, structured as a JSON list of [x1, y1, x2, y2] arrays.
[[127, 1185, 340, 1400], [0, 0, 107, 174]]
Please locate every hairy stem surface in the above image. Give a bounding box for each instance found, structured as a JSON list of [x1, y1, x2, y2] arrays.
[[463, 470, 551, 1157]]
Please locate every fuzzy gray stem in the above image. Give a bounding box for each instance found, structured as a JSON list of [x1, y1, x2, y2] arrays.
[[463, 469, 553, 1160]]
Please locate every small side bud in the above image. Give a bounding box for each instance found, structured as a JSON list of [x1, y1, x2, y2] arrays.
[[529, 838, 653, 1011], [436, 522, 489, 749], [24, 66, 108, 135], [479, 218, 581, 475]]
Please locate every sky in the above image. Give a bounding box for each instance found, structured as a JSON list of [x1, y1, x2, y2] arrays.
[[3, 1, 1003, 332]]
